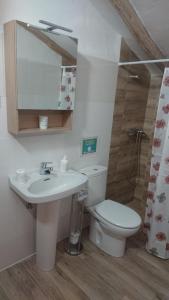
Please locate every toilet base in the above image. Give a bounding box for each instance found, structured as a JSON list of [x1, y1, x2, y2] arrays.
[[89, 216, 126, 257]]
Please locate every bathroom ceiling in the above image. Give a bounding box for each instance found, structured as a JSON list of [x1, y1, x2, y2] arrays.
[[130, 0, 169, 57]]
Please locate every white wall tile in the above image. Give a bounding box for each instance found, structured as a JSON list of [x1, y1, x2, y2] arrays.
[[0, 0, 121, 269]]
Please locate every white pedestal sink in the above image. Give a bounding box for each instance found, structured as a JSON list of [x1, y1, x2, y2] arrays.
[[9, 170, 88, 271], [36, 201, 61, 271]]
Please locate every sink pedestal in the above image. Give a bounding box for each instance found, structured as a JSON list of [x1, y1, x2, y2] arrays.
[[36, 200, 61, 271], [9, 169, 88, 271]]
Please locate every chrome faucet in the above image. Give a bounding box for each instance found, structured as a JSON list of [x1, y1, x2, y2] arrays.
[[40, 162, 53, 175]]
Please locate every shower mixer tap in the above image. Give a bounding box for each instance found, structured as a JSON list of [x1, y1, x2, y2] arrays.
[[127, 128, 146, 138]]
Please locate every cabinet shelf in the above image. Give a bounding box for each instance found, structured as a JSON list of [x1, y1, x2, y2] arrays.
[[16, 109, 72, 136], [17, 127, 71, 136]]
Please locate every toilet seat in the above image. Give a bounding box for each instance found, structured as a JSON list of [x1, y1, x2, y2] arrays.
[[88, 199, 142, 257], [95, 200, 141, 229]]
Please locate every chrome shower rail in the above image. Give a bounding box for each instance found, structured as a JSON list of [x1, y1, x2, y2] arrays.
[[119, 58, 169, 66]]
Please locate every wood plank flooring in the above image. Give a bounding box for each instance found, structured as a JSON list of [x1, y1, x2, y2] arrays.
[[0, 232, 169, 300]]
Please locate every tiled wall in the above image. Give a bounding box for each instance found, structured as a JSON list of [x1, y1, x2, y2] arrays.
[[106, 40, 163, 219], [0, 1, 121, 270], [106, 40, 150, 204]]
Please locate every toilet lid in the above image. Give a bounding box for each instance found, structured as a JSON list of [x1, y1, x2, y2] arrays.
[[95, 200, 141, 229]]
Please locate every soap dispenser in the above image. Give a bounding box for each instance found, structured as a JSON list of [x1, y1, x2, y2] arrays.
[[60, 155, 68, 172]]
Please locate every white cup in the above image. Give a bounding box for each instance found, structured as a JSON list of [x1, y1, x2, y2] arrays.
[[15, 169, 26, 183], [39, 116, 48, 130]]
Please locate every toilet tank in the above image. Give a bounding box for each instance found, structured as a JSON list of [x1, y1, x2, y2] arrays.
[[80, 165, 107, 207]]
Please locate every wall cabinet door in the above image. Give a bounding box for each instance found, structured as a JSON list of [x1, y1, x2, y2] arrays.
[[16, 21, 78, 110]]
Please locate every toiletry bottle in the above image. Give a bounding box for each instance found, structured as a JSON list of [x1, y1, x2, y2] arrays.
[[60, 155, 68, 172]]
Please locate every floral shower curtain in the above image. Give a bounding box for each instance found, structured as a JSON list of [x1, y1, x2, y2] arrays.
[[57, 67, 76, 110], [144, 68, 169, 259]]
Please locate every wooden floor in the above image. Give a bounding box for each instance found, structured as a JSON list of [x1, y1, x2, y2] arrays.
[[0, 232, 169, 300]]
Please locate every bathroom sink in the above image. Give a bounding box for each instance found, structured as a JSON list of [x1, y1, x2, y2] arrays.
[[9, 170, 88, 204], [9, 168, 88, 271], [28, 175, 65, 195]]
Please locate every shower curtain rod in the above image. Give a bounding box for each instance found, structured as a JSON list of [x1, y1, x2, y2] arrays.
[[119, 58, 169, 66]]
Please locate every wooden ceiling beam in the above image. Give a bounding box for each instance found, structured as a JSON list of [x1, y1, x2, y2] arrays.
[[110, 0, 165, 69]]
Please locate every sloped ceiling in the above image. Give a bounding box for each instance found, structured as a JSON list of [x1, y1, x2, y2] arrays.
[[130, 0, 169, 57]]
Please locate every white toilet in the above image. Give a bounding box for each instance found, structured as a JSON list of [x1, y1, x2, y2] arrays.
[[80, 165, 141, 257]]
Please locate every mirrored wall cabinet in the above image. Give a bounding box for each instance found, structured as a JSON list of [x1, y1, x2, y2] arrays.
[[4, 20, 78, 135]]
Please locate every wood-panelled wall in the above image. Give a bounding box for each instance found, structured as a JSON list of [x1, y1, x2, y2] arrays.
[[106, 40, 150, 204]]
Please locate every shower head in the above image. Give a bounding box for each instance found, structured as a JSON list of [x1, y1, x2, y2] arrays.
[[128, 75, 140, 79]]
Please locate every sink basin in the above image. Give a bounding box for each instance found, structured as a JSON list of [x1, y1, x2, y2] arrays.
[[28, 175, 63, 195], [9, 168, 88, 271], [9, 170, 88, 204]]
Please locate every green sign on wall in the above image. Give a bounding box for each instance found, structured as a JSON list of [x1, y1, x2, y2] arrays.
[[82, 137, 97, 155]]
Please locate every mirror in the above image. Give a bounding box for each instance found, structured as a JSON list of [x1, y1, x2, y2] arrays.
[[16, 21, 78, 110]]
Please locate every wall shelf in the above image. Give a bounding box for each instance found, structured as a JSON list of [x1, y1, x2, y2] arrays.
[[17, 127, 72, 137], [16, 110, 72, 136]]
